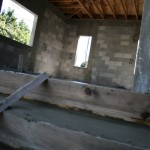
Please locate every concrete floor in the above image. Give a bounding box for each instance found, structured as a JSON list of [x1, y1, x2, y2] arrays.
[[0, 94, 150, 149], [0, 143, 14, 150]]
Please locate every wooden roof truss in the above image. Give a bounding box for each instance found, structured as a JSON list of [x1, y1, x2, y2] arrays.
[[49, 0, 143, 20]]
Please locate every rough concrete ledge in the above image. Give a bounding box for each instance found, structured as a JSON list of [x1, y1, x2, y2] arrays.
[[0, 111, 145, 150], [0, 70, 150, 124]]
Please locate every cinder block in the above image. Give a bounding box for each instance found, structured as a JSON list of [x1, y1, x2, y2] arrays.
[[114, 53, 123, 58], [36, 55, 42, 61], [69, 32, 76, 36], [28, 52, 31, 58], [100, 73, 115, 78], [114, 53, 132, 59], [97, 40, 105, 44], [100, 44, 107, 49], [115, 61, 122, 67], [6, 45, 14, 52], [105, 61, 122, 67], [92, 67, 97, 72], [98, 26, 106, 30], [120, 35, 130, 40], [58, 33, 63, 39], [99, 51, 106, 56], [108, 64, 117, 70], [113, 78, 121, 84], [55, 62, 59, 66], [65, 68, 70, 72], [105, 60, 110, 65], [91, 75, 96, 80], [121, 41, 129, 46], [123, 54, 132, 59], [97, 33, 105, 39], [101, 56, 110, 61]]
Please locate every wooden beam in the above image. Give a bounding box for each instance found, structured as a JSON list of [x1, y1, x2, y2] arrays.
[[49, 0, 75, 2], [61, 9, 77, 14], [91, 0, 104, 19], [76, 10, 82, 18], [133, 0, 138, 20], [119, 0, 127, 20], [98, 0, 105, 18], [105, 0, 116, 19], [77, 0, 93, 18], [69, 8, 82, 18], [0, 73, 49, 113], [57, 5, 81, 9]]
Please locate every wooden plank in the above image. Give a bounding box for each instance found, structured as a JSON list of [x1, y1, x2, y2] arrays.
[[0, 73, 49, 113], [119, 0, 127, 20], [69, 8, 82, 18], [99, 0, 105, 18], [76, 11, 82, 18], [133, 0, 138, 20], [91, 0, 104, 19], [57, 5, 81, 9], [77, 0, 93, 18], [49, 0, 75, 2], [105, 0, 116, 19], [0, 71, 150, 125]]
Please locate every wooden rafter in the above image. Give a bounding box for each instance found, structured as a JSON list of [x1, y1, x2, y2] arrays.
[[98, 0, 104, 17], [105, 0, 116, 19], [77, 0, 93, 18], [48, 0, 143, 20], [69, 8, 82, 18], [76, 11, 82, 18], [49, 0, 76, 2], [119, 0, 127, 20], [133, 0, 138, 20], [61, 10, 76, 14], [91, 0, 104, 19], [57, 5, 81, 9]]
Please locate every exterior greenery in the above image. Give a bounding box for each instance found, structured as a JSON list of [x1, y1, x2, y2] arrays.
[[80, 62, 87, 68], [0, 8, 31, 45]]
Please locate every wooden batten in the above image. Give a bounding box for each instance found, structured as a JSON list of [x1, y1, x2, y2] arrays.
[[49, 0, 143, 20]]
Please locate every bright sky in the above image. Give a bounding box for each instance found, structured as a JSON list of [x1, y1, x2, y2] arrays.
[[1, 0, 35, 31]]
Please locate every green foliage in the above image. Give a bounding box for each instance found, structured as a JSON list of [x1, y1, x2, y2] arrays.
[[0, 8, 31, 45], [80, 62, 87, 68]]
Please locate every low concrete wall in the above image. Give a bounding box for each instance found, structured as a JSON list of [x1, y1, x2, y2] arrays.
[[0, 70, 150, 124], [0, 112, 143, 150]]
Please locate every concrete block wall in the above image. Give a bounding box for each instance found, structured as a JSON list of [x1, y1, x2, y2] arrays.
[[58, 25, 86, 81], [0, 0, 141, 90], [59, 21, 140, 90], [58, 22, 97, 82], [34, 8, 65, 76], [0, 42, 31, 71], [92, 22, 140, 89]]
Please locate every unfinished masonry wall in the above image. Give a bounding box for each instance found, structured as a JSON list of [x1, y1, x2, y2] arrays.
[[34, 8, 66, 76], [59, 21, 140, 90], [0, 0, 141, 90]]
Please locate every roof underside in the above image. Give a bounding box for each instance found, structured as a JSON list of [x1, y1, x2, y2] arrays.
[[48, 0, 144, 20]]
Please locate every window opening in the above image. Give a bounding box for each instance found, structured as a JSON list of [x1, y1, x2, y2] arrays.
[[74, 36, 92, 68], [0, 0, 38, 46]]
